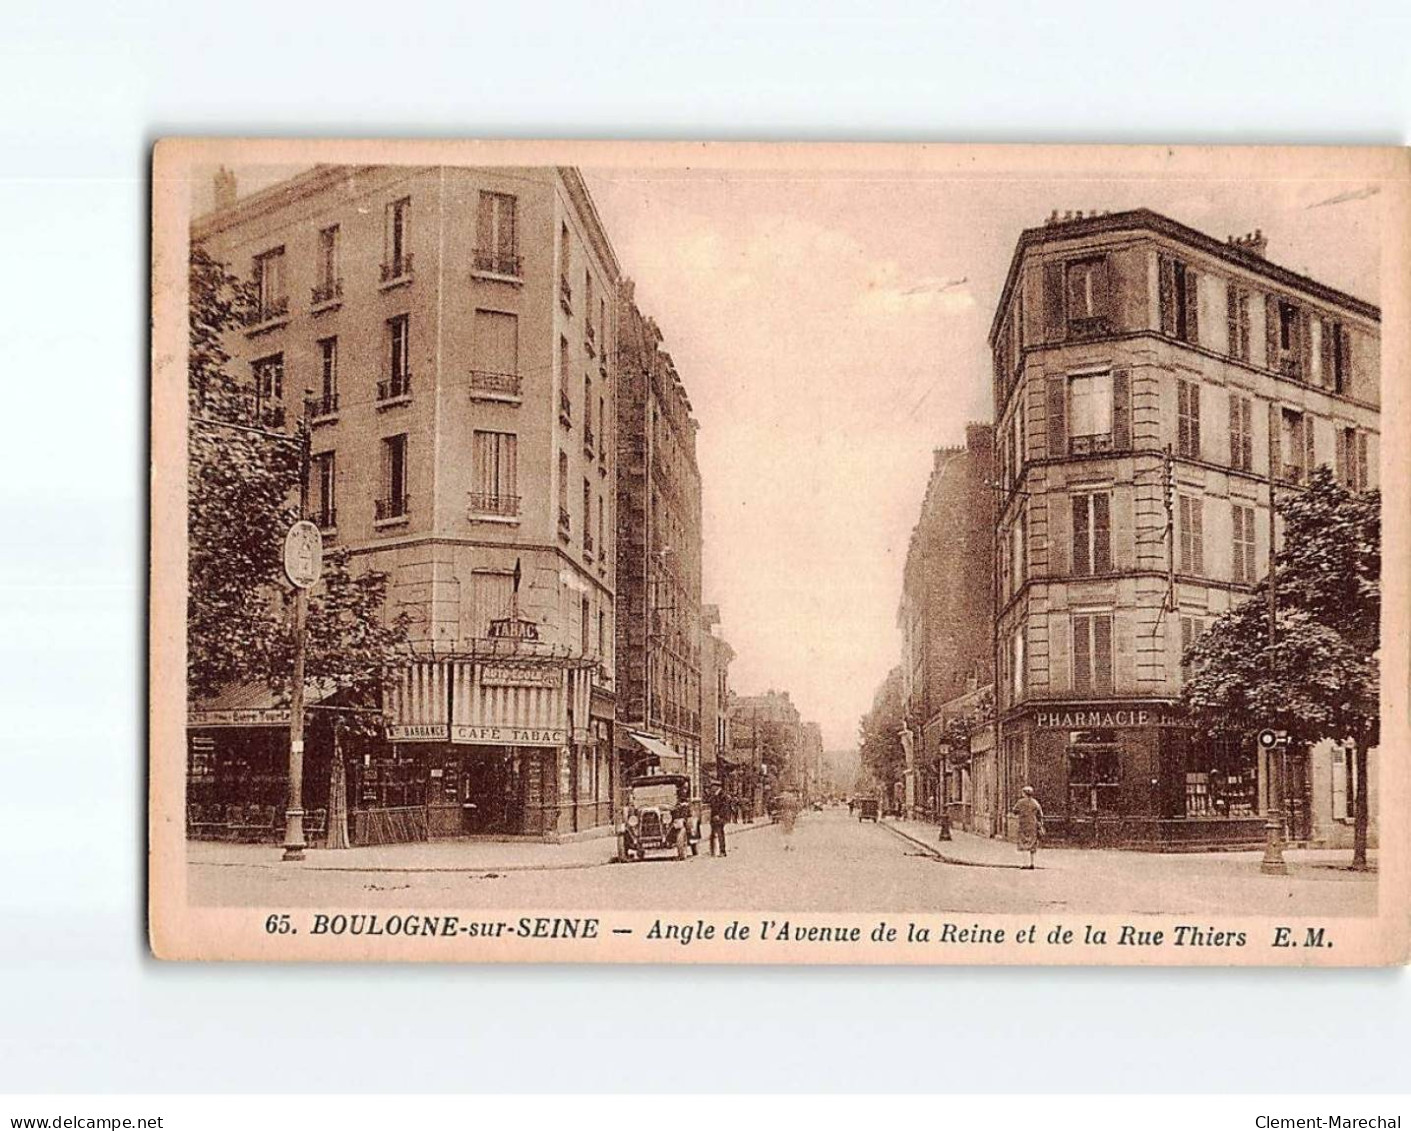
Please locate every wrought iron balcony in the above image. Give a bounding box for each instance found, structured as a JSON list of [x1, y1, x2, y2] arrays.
[[469, 370, 521, 398], [311, 279, 343, 306], [308, 392, 339, 418], [377, 373, 412, 402], [249, 295, 289, 325], [467, 492, 521, 518], [473, 249, 522, 277], [1069, 433, 1114, 457], [375, 496, 410, 522], [380, 253, 414, 284]]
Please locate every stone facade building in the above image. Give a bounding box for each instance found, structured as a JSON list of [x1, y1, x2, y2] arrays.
[[614, 281, 705, 794], [897, 423, 995, 821], [988, 208, 1379, 849], [189, 164, 621, 841]]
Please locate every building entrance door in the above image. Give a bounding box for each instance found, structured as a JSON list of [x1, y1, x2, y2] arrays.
[[460, 749, 525, 835]]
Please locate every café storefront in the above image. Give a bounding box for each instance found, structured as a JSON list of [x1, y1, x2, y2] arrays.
[[374, 658, 614, 843], [1003, 700, 1274, 850]]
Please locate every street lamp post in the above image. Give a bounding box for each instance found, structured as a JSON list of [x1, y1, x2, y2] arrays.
[[1259, 453, 1288, 876]]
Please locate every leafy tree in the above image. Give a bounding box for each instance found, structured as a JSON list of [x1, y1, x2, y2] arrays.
[[1182, 466, 1380, 868], [858, 667, 906, 801], [187, 244, 407, 707]]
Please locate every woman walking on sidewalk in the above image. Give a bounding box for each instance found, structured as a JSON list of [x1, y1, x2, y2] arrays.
[[1011, 786, 1045, 870]]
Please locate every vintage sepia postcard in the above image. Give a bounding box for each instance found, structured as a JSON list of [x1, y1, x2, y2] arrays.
[[150, 139, 1410, 964]]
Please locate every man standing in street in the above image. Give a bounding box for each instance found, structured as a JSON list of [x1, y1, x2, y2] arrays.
[[709, 783, 729, 857]]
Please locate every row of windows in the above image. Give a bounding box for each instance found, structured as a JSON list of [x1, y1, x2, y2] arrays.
[[998, 368, 1373, 492], [1002, 611, 1211, 705], [309, 432, 608, 565], [995, 246, 1361, 405], [1001, 491, 1266, 597]]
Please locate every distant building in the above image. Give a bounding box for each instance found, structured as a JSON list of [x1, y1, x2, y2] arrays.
[[897, 423, 995, 821], [700, 605, 735, 788], [614, 281, 704, 794], [728, 689, 802, 814], [189, 164, 621, 841], [988, 208, 1379, 849]]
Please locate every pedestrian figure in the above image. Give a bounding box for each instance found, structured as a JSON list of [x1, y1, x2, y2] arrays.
[[847, 798, 855, 816], [1011, 785, 1045, 870], [709, 785, 729, 857], [778, 791, 799, 849]]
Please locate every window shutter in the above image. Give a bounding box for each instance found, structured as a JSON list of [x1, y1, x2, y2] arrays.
[[1183, 268, 1200, 344], [1093, 616, 1114, 693], [1091, 256, 1111, 318], [1180, 615, 1194, 683], [1242, 399, 1254, 470], [1073, 616, 1091, 693], [1191, 382, 1201, 458], [1092, 492, 1112, 573], [1112, 368, 1131, 450], [1158, 255, 1175, 336], [1235, 506, 1249, 582], [1319, 318, 1335, 388], [1268, 401, 1282, 481], [1192, 497, 1204, 574], [1072, 495, 1090, 576], [1043, 261, 1066, 341], [1356, 431, 1368, 491], [1336, 325, 1352, 394], [1298, 310, 1312, 382], [1226, 284, 1239, 357], [1303, 415, 1316, 479], [1335, 427, 1347, 487], [1047, 375, 1067, 458], [1046, 495, 1069, 582], [1265, 295, 1280, 370], [1228, 391, 1241, 468]]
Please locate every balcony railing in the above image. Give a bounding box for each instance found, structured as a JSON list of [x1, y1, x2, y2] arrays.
[[377, 373, 412, 402], [1069, 433, 1114, 457], [1068, 315, 1109, 339], [375, 496, 410, 522], [467, 492, 521, 518], [311, 279, 343, 306], [308, 392, 339, 418], [473, 249, 521, 278], [380, 253, 414, 284], [469, 370, 522, 398], [261, 405, 287, 430], [249, 295, 289, 326], [559, 390, 572, 425]]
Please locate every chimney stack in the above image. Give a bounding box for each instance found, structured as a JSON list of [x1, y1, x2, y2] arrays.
[[1227, 228, 1268, 259], [213, 166, 237, 211]]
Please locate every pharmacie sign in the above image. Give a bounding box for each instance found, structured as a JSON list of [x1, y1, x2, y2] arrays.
[[1035, 707, 1187, 729]]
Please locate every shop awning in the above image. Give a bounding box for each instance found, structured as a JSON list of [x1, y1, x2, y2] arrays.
[[187, 680, 337, 728], [627, 731, 687, 773]]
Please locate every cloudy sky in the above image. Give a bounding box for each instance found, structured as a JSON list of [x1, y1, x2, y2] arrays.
[[581, 165, 1381, 749], [198, 158, 1382, 750]]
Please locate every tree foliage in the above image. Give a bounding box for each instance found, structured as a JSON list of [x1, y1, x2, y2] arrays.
[[858, 666, 906, 794], [1181, 466, 1379, 865], [187, 245, 407, 707]]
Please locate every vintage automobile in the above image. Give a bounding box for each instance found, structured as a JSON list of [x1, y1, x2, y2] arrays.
[[856, 797, 880, 822], [619, 773, 702, 861]]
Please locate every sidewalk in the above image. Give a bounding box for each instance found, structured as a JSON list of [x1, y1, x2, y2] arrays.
[[881, 817, 1378, 882], [188, 817, 773, 874]]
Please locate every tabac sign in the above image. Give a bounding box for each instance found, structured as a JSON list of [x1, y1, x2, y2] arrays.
[[452, 725, 568, 747], [1034, 707, 1189, 729]]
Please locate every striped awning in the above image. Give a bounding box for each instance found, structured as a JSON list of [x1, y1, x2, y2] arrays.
[[451, 660, 579, 747], [385, 664, 449, 741], [627, 731, 688, 774]]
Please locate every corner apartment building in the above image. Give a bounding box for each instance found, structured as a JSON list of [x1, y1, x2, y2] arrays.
[[190, 164, 621, 841], [614, 282, 705, 794], [897, 423, 995, 821], [988, 208, 1379, 850]]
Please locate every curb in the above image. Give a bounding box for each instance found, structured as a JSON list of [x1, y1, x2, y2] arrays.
[[877, 820, 1025, 870]]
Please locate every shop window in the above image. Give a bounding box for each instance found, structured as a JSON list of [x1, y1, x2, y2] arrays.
[[1184, 735, 1257, 818], [1067, 731, 1121, 813]]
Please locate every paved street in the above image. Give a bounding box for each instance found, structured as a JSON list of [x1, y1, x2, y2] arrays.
[[189, 807, 1376, 916]]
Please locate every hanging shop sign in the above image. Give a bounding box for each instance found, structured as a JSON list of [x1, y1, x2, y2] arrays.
[[480, 664, 561, 689], [283, 520, 324, 589]]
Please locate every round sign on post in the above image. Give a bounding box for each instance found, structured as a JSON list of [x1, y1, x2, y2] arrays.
[[283, 520, 324, 589]]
